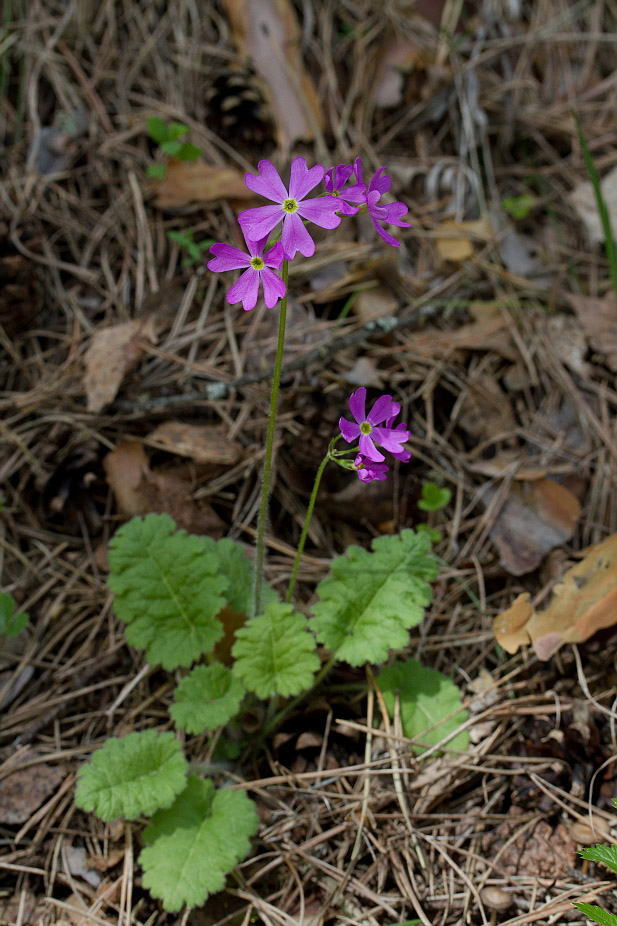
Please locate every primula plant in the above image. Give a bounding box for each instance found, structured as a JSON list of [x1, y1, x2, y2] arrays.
[[75, 153, 469, 914], [573, 831, 617, 925]]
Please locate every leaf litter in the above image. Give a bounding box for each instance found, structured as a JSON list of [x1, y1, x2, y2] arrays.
[[2, 2, 617, 925]]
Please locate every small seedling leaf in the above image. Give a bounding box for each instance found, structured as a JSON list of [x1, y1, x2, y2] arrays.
[[146, 116, 169, 144], [571, 903, 617, 926], [310, 530, 439, 666], [107, 513, 226, 670], [75, 730, 187, 821], [377, 658, 469, 754], [502, 194, 537, 220], [232, 601, 319, 698], [418, 482, 451, 512], [140, 775, 259, 912], [0, 592, 29, 638], [147, 163, 167, 180], [580, 844, 617, 874], [170, 664, 245, 734], [176, 141, 201, 162]]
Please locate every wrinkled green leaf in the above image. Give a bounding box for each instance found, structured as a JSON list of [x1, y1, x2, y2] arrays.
[[232, 601, 319, 698], [377, 658, 469, 754], [141, 775, 259, 912], [0, 592, 28, 638], [75, 730, 187, 821], [580, 844, 617, 874], [107, 514, 227, 670], [311, 530, 439, 666], [170, 664, 245, 734], [572, 903, 617, 926]]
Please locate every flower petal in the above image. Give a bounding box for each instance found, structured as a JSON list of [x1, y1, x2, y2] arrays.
[[297, 197, 342, 230], [369, 167, 391, 196], [238, 204, 285, 241], [348, 387, 366, 423], [288, 156, 324, 201], [260, 266, 286, 308], [368, 395, 399, 425], [341, 181, 368, 204], [371, 425, 411, 454], [371, 216, 401, 247], [352, 157, 363, 186], [264, 241, 285, 270], [339, 417, 360, 443], [207, 242, 251, 272], [244, 159, 287, 202], [226, 267, 260, 312], [383, 201, 411, 227], [282, 212, 315, 258], [358, 433, 384, 462]]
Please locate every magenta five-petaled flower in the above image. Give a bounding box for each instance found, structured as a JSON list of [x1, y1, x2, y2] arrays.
[[324, 163, 367, 216], [339, 387, 410, 463], [354, 453, 389, 483], [207, 231, 286, 312], [238, 157, 342, 260], [353, 158, 411, 248]]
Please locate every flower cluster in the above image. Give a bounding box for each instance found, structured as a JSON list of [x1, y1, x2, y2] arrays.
[[339, 387, 411, 483], [207, 156, 411, 312]]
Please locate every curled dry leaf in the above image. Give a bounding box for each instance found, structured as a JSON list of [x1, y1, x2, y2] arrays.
[[145, 422, 242, 466], [486, 478, 581, 576], [435, 217, 493, 263], [103, 440, 225, 537], [149, 160, 252, 210], [568, 164, 617, 244], [223, 0, 323, 149], [566, 291, 617, 372], [493, 533, 617, 660], [83, 317, 157, 412]]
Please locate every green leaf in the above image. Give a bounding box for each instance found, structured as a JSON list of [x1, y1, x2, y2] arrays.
[[107, 513, 226, 670], [580, 844, 617, 874], [146, 116, 169, 144], [147, 163, 167, 179], [417, 482, 451, 512], [310, 530, 439, 666], [75, 730, 187, 821], [200, 537, 279, 615], [377, 659, 469, 754], [170, 664, 245, 734], [232, 601, 319, 698], [0, 591, 28, 638], [501, 194, 537, 220], [140, 775, 259, 912], [176, 141, 201, 161], [161, 139, 183, 158], [572, 903, 617, 926], [416, 523, 443, 543], [166, 121, 190, 141]]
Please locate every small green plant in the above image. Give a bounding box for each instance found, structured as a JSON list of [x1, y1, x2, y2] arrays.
[[502, 193, 537, 220], [0, 591, 29, 639], [573, 835, 617, 925], [418, 481, 451, 512], [167, 229, 214, 266], [75, 514, 468, 912], [146, 116, 201, 179]]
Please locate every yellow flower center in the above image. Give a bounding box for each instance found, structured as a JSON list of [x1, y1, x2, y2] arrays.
[[360, 422, 372, 435], [283, 198, 298, 214], [250, 256, 265, 271]]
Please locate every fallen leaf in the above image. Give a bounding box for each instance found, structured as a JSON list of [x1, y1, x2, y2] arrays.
[[103, 440, 226, 536], [0, 761, 65, 824], [435, 217, 493, 263], [62, 846, 102, 888], [144, 422, 243, 465], [342, 357, 384, 389], [403, 303, 517, 360], [486, 478, 581, 575], [568, 164, 617, 244], [566, 290, 617, 371], [223, 0, 323, 149], [83, 317, 158, 412], [468, 449, 573, 480], [352, 286, 398, 324], [494, 533, 617, 660], [456, 374, 515, 440], [373, 38, 427, 108], [149, 160, 252, 210]]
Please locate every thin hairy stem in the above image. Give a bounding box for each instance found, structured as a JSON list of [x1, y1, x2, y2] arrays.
[[252, 261, 289, 618], [286, 452, 330, 603]]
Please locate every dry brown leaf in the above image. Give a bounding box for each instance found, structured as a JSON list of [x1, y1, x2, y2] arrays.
[[83, 317, 157, 412], [435, 217, 493, 263], [566, 291, 617, 371], [223, 0, 323, 149], [0, 760, 65, 824], [456, 374, 515, 440], [103, 440, 225, 536], [568, 165, 617, 244], [352, 286, 398, 324], [493, 533, 617, 660], [468, 449, 573, 480], [144, 422, 243, 465], [149, 160, 252, 210], [402, 305, 517, 360], [486, 478, 580, 576]]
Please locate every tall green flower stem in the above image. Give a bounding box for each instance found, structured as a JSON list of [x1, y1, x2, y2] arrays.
[[286, 452, 330, 604], [252, 260, 289, 618]]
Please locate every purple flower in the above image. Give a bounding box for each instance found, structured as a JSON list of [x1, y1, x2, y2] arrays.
[[353, 158, 411, 247], [207, 231, 285, 312], [386, 415, 411, 462], [339, 386, 411, 463], [324, 163, 367, 216], [354, 453, 389, 483], [238, 157, 341, 260]]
